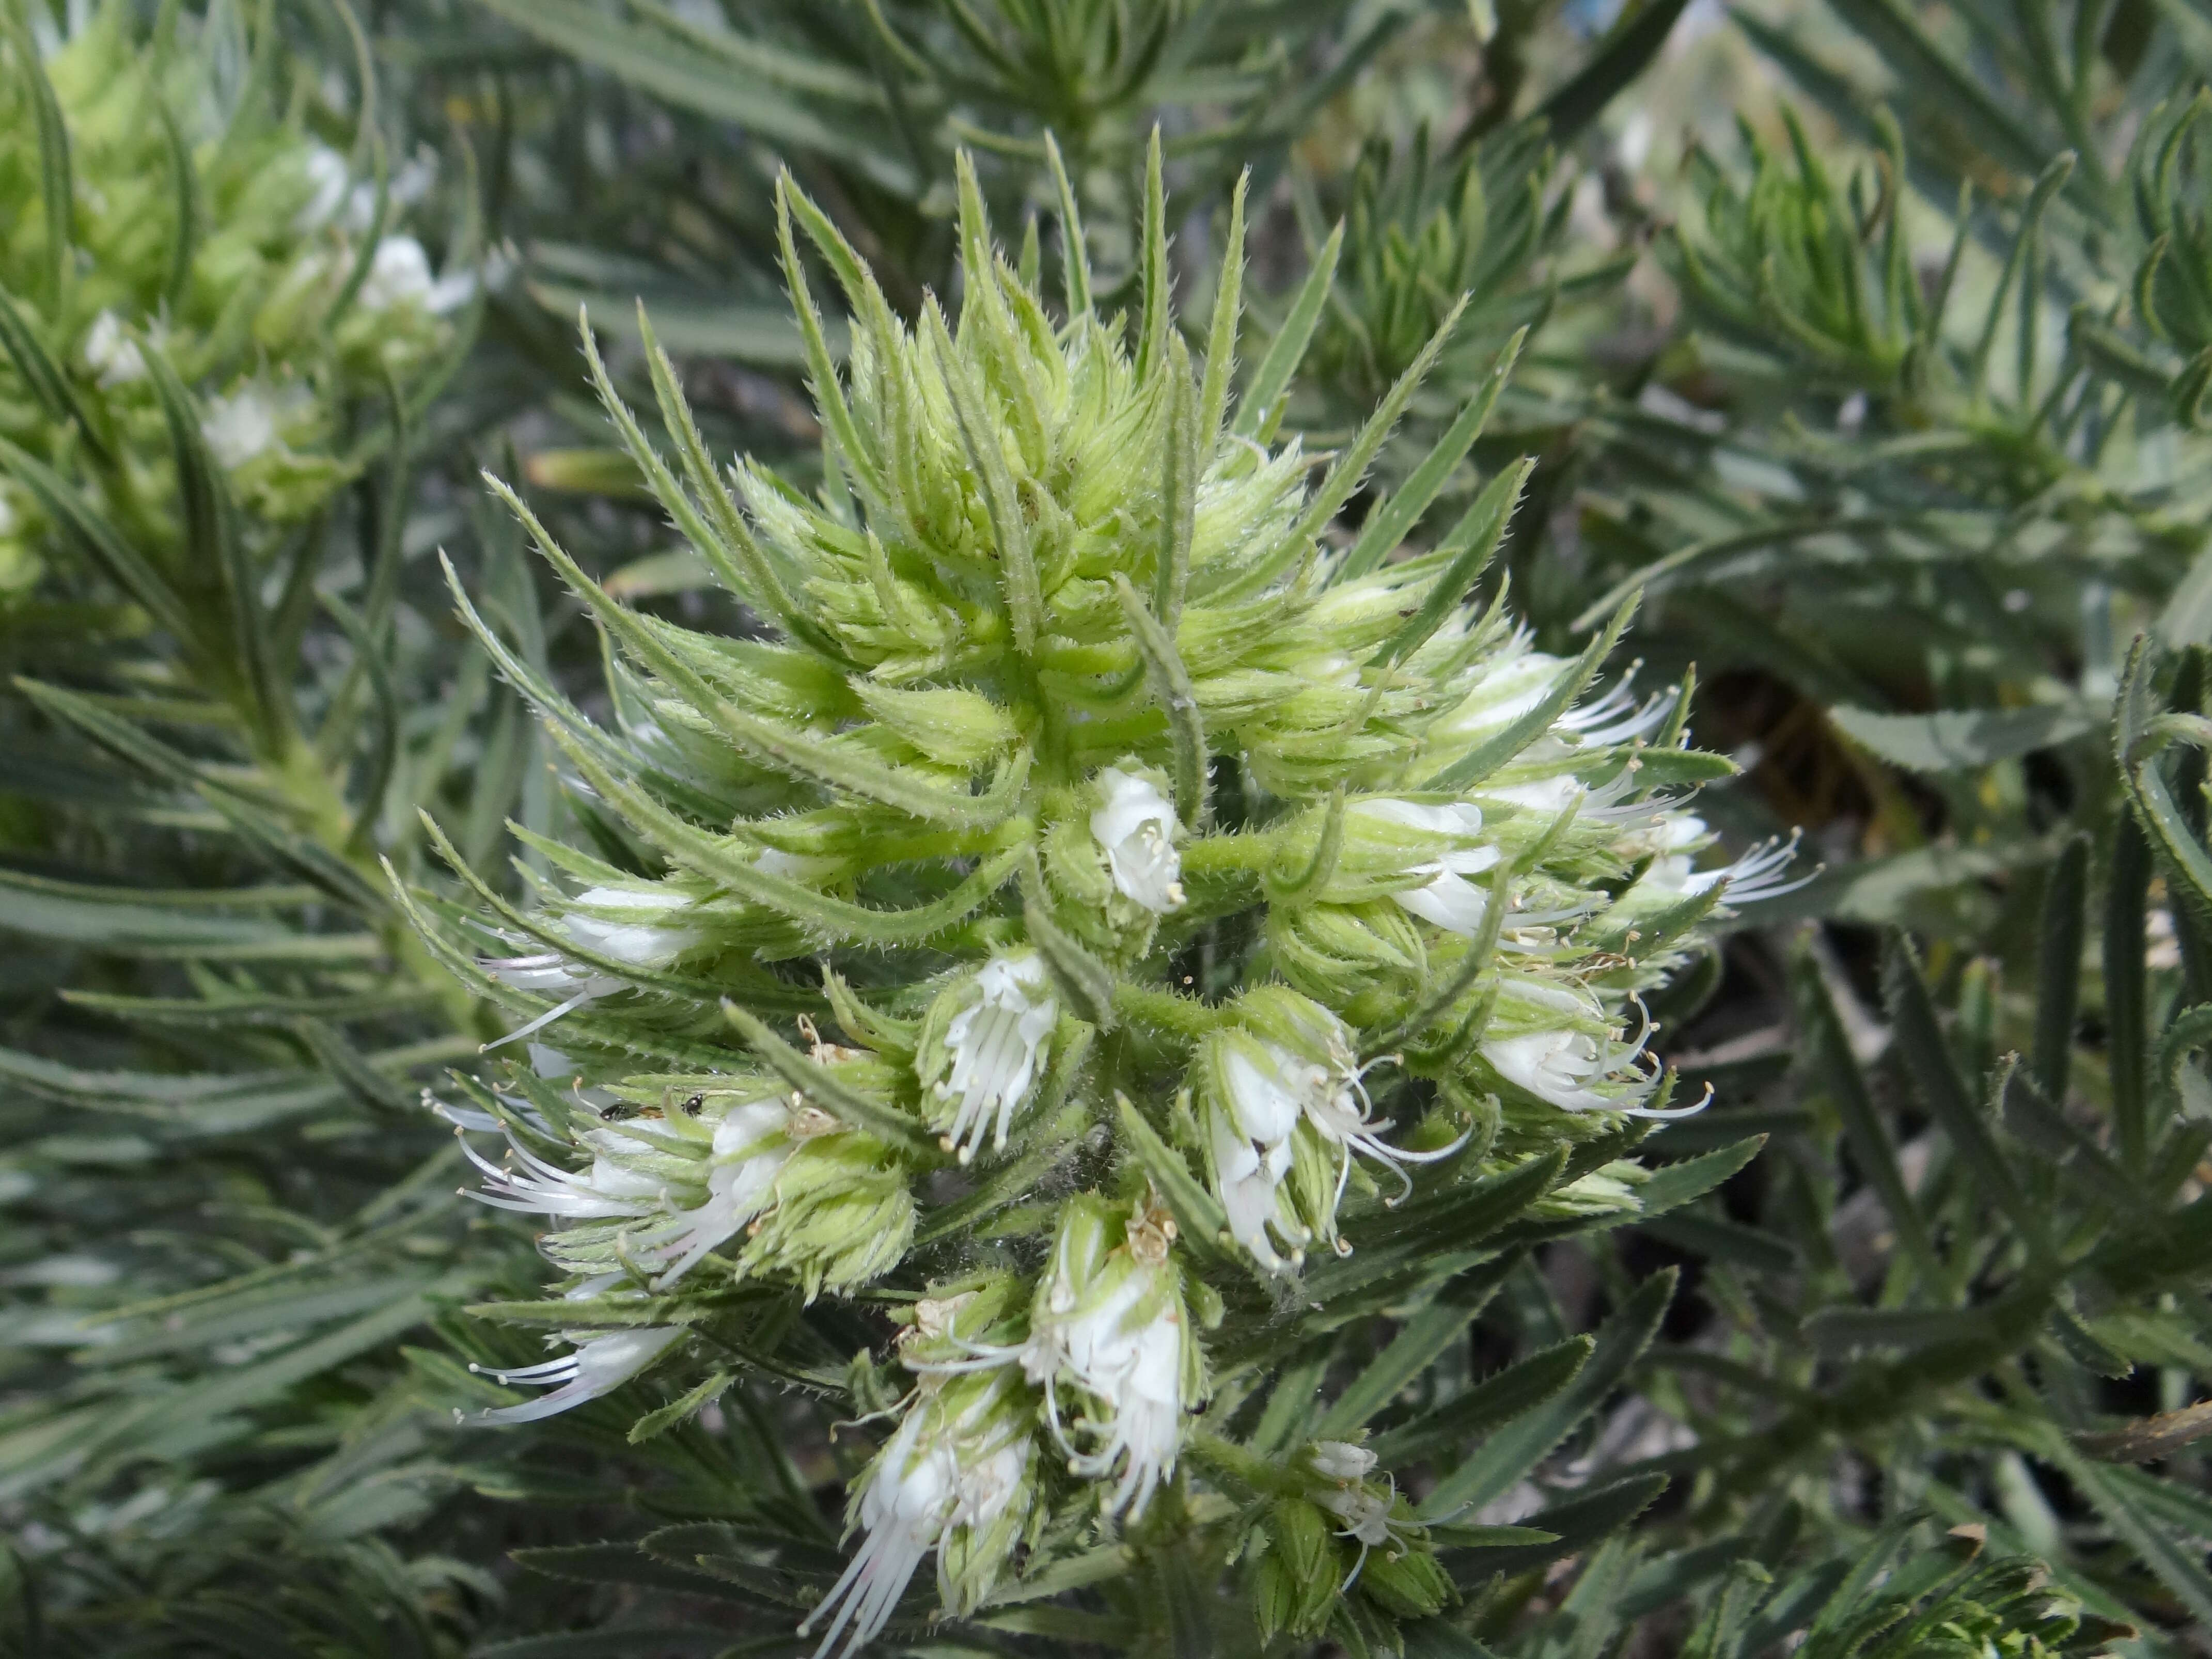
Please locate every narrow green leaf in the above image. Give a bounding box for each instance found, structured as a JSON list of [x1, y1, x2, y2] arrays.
[[1831, 703, 2097, 772], [1533, 0, 1696, 142], [1198, 171, 1248, 446], [1447, 1475, 1669, 1582], [1312, 1277, 1504, 1441], [1882, 936, 2049, 1260], [721, 1001, 934, 1155], [1155, 335, 1198, 630], [144, 346, 278, 736], [1796, 954, 1940, 1278], [1341, 329, 1525, 582], [1370, 1335, 1592, 1466], [1233, 222, 1343, 440], [12, 7, 73, 303], [1294, 292, 1468, 553], [0, 286, 104, 461], [2034, 833, 2089, 1101], [629, 1370, 734, 1442], [1419, 1268, 1676, 1518], [1372, 459, 1532, 669], [1043, 131, 1092, 319], [1114, 575, 1209, 829]]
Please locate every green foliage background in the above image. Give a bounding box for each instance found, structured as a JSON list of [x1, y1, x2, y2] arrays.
[[3, 0, 2212, 1654]]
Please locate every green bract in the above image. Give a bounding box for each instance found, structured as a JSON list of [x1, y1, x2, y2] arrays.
[[423, 135, 1796, 1653], [0, 0, 465, 596]]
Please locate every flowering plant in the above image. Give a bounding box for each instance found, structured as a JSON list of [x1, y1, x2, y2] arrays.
[[0, 1, 472, 600], [416, 133, 1795, 1652]]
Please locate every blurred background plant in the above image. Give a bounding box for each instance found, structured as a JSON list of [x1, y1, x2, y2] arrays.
[[1, 0, 2210, 1652]]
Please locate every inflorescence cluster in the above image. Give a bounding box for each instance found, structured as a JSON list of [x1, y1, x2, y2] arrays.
[[413, 139, 1798, 1654]]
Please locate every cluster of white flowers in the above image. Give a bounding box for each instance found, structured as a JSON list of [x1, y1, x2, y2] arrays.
[[429, 156, 1821, 1651]]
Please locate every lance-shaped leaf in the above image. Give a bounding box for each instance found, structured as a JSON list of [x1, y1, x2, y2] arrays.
[[1114, 575, 1209, 829], [1232, 221, 1343, 442], [1419, 1267, 1676, 1519], [1339, 329, 1525, 583], [722, 1000, 934, 1155]]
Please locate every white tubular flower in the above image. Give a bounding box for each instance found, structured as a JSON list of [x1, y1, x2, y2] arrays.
[[1091, 767, 1185, 913], [460, 1122, 666, 1220], [935, 953, 1056, 1162], [469, 1324, 682, 1425], [563, 884, 702, 965], [636, 1097, 796, 1288], [82, 310, 148, 388], [1230, 994, 1465, 1215], [1443, 636, 1567, 737], [1354, 799, 1498, 936], [482, 884, 699, 1048], [292, 143, 352, 231], [1480, 982, 1693, 1118], [359, 234, 477, 315], [200, 387, 278, 468], [1638, 816, 1811, 906], [1023, 1198, 1193, 1518], [804, 1374, 1031, 1659], [1208, 1036, 1310, 1271], [1304, 1440, 1403, 1588]]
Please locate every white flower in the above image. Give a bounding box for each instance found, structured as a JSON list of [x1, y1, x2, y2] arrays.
[[1091, 767, 1184, 912], [804, 1377, 1030, 1659], [1445, 639, 1568, 737], [468, 1324, 682, 1425], [935, 953, 1056, 1162], [1016, 1202, 1190, 1517], [292, 143, 352, 231], [482, 884, 699, 1048], [1309, 1440, 1377, 1483], [459, 1118, 667, 1220], [1480, 982, 1692, 1117], [200, 387, 278, 468], [1354, 799, 1498, 936], [358, 234, 476, 315], [1637, 817, 1810, 906], [1218, 1007, 1463, 1231], [1318, 1483, 1395, 1547], [81, 310, 148, 388], [1209, 1039, 1309, 1272], [1208, 1097, 1301, 1272], [634, 1097, 796, 1288]]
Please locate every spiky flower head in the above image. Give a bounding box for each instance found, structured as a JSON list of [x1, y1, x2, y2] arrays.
[[0, 4, 471, 597], [421, 132, 1790, 1648]]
